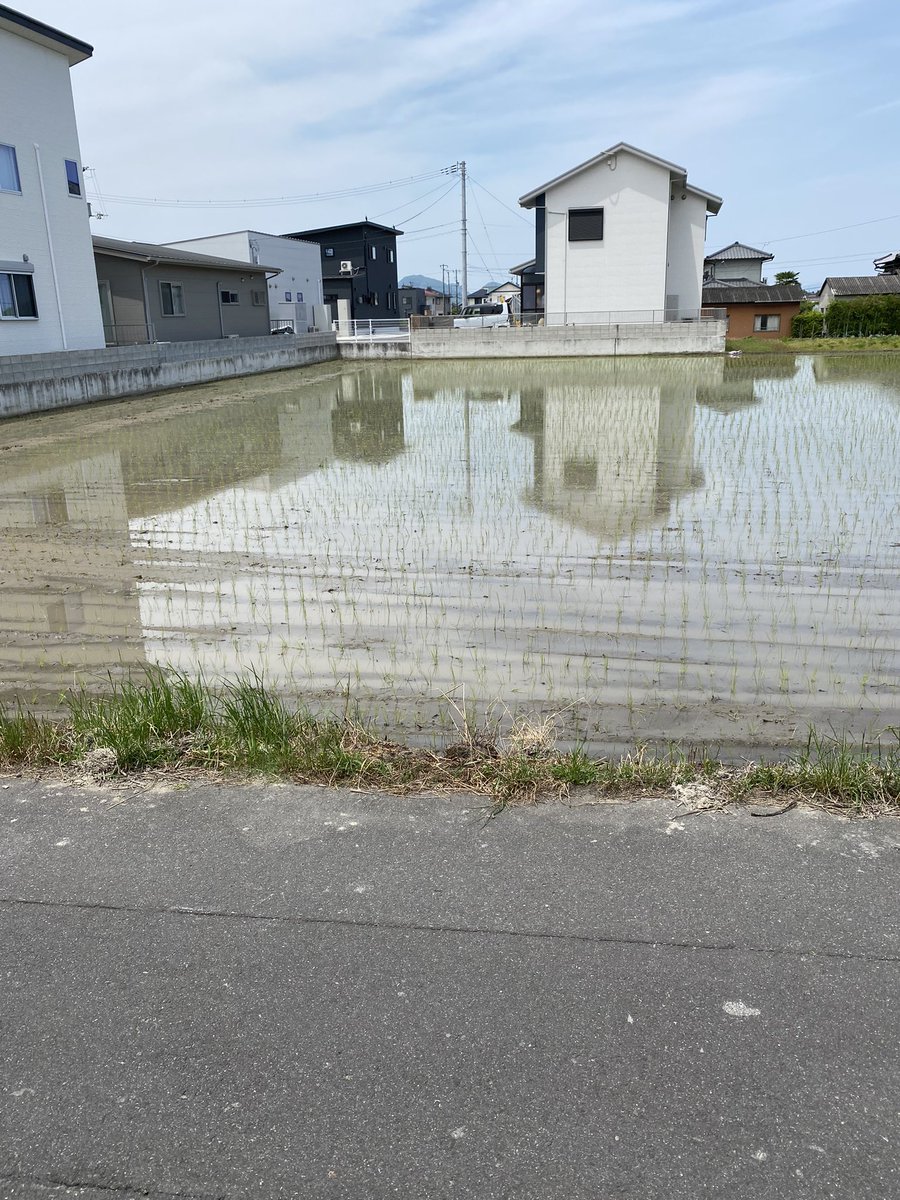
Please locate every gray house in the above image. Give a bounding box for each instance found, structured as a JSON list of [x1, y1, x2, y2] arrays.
[[92, 236, 280, 345]]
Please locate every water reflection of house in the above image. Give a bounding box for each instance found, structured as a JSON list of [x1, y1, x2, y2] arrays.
[[811, 355, 900, 400], [696, 354, 798, 413], [511, 359, 717, 539], [0, 452, 147, 700], [331, 370, 406, 463]]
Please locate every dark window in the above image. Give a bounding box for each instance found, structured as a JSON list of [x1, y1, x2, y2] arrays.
[[251, 289, 266, 306], [324, 247, 335, 257], [0, 272, 38, 318], [0, 143, 20, 192], [563, 459, 597, 489], [65, 159, 81, 197], [159, 281, 185, 316], [220, 290, 240, 305], [285, 291, 292, 302], [753, 313, 780, 332], [568, 208, 604, 241]]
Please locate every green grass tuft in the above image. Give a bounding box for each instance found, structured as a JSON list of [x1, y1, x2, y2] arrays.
[[1, 673, 899, 815]]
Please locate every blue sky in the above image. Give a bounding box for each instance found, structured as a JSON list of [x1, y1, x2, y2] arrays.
[[28, 0, 900, 289]]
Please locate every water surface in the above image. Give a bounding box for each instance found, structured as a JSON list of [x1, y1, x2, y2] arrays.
[[1, 353, 898, 754]]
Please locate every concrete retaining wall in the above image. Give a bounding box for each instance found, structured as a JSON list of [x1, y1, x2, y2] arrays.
[[338, 321, 725, 360], [408, 321, 726, 358], [0, 333, 339, 419]]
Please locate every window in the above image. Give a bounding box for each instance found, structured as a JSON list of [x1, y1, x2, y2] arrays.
[[389, 249, 394, 264], [753, 313, 781, 332], [0, 143, 21, 193], [324, 248, 335, 257], [285, 291, 292, 302], [370, 246, 377, 261], [568, 207, 604, 242], [0, 271, 38, 318], [251, 289, 266, 306], [159, 281, 185, 316], [296, 291, 303, 303], [220, 290, 240, 304], [65, 159, 81, 197]]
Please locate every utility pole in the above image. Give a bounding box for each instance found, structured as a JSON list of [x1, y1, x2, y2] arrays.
[[454, 270, 459, 311], [442, 160, 468, 308], [459, 160, 468, 307], [440, 263, 449, 315]]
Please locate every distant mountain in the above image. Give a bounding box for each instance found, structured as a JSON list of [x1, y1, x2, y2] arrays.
[[400, 274, 453, 296], [400, 274, 504, 301]]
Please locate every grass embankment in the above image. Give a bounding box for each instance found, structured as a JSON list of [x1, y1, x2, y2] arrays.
[[1, 671, 898, 816], [726, 336, 900, 355]]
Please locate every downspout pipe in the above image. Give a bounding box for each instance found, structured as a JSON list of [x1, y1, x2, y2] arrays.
[[139, 256, 160, 343], [33, 143, 67, 348]]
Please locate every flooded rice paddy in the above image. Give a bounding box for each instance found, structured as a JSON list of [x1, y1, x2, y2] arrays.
[[1, 353, 898, 756]]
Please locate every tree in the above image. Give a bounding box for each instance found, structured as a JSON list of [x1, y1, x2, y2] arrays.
[[774, 270, 801, 286]]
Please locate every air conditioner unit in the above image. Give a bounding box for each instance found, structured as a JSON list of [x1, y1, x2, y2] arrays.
[[339, 260, 353, 273]]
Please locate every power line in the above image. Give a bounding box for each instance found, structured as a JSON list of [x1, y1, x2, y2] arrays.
[[468, 174, 532, 225], [89, 169, 447, 210], [388, 180, 459, 228], [763, 214, 900, 245], [373, 177, 457, 220]]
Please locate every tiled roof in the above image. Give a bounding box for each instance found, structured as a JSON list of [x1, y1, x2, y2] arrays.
[[705, 241, 773, 262], [823, 275, 900, 296], [702, 284, 805, 304], [703, 276, 763, 288]]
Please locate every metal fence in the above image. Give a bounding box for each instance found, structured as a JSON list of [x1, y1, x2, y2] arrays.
[[102, 322, 155, 347], [333, 319, 411, 341], [270, 319, 295, 334], [515, 307, 726, 327]]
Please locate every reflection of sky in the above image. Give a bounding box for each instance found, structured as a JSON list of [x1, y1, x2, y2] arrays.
[[133, 357, 900, 577], [2, 355, 898, 743]]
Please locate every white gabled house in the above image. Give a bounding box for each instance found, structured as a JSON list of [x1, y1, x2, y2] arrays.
[[515, 142, 722, 324], [0, 5, 105, 355]]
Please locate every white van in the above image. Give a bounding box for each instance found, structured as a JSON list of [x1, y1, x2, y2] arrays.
[[452, 301, 511, 329]]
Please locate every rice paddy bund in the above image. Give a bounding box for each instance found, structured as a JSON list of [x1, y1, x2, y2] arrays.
[[1, 353, 898, 758]]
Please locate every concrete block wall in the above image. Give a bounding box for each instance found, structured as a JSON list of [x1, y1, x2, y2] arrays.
[[339, 321, 726, 360], [0, 333, 339, 419]]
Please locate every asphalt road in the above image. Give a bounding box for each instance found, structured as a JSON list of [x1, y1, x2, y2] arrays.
[[0, 773, 898, 1199]]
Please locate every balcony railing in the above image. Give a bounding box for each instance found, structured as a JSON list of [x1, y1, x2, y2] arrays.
[[332, 318, 411, 341]]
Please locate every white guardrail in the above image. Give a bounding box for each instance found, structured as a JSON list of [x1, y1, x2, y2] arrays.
[[333, 319, 411, 341]]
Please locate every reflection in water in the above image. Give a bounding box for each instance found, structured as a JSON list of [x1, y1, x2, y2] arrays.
[[512, 359, 705, 538], [0, 355, 897, 753], [331, 370, 406, 463], [0, 452, 146, 696], [696, 353, 799, 413]]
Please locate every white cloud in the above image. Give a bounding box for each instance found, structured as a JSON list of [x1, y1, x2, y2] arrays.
[[20, 0, 898, 282]]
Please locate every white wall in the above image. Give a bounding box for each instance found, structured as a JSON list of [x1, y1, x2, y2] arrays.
[[542, 151, 671, 320], [0, 28, 104, 356], [166, 231, 324, 332], [710, 259, 765, 283], [664, 190, 708, 313]]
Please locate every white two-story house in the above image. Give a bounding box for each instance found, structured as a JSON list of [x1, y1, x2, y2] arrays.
[[514, 142, 722, 324], [0, 6, 105, 356]]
